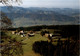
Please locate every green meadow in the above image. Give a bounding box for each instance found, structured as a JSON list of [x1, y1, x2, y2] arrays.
[[7, 31, 49, 56]]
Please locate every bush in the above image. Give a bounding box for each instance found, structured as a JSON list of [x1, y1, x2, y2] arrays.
[[32, 41, 56, 56], [40, 30, 49, 36]]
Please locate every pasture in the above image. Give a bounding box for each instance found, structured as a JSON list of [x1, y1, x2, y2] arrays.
[[1, 25, 79, 56], [6, 30, 66, 56], [7, 31, 49, 56]]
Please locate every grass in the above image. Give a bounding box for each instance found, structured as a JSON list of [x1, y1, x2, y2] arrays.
[[6, 31, 67, 56], [7, 31, 48, 56]]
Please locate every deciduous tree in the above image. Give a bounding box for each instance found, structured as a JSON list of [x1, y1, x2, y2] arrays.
[[0, 0, 22, 6], [0, 12, 12, 29]]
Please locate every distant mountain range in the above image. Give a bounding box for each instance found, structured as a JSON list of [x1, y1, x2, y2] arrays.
[[0, 6, 80, 27]]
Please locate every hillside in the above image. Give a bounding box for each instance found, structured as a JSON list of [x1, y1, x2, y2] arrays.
[[0, 6, 79, 27]]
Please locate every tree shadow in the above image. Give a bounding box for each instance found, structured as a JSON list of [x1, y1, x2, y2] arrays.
[[32, 40, 79, 56], [32, 41, 56, 56]]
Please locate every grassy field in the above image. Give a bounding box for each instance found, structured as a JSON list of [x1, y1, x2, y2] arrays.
[[4, 31, 68, 56], [6, 30, 69, 56], [1, 25, 78, 56], [2, 30, 78, 56], [7, 31, 49, 56]]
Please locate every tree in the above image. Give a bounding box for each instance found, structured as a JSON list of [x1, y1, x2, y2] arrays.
[[0, 0, 22, 29], [0, 1, 24, 56], [0, 12, 12, 29], [0, 0, 22, 6]]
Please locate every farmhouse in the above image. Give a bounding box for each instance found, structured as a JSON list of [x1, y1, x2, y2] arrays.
[[27, 31, 35, 37], [12, 31, 16, 34]]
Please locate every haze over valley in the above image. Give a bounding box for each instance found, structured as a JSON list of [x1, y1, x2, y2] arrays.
[[0, 6, 79, 27]]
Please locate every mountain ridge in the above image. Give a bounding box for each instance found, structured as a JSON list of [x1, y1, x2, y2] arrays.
[[0, 6, 79, 27]]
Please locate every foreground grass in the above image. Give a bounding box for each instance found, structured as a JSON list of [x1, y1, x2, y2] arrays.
[[7, 31, 67, 56], [6, 31, 68, 56], [7, 31, 48, 56]]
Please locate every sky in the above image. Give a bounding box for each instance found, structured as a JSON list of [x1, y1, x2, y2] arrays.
[[0, 0, 80, 8]]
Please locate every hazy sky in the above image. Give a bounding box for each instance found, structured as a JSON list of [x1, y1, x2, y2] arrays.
[[0, 0, 80, 8]]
